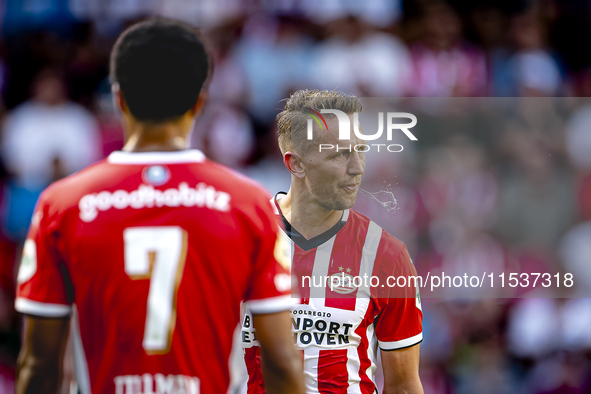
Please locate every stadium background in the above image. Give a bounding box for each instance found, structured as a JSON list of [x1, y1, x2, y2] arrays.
[[1, 0, 591, 392]]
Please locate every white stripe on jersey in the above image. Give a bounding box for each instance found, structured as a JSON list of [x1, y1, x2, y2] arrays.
[[365, 323, 378, 385], [346, 346, 362, 394], [342, 209, 350, 222], [71, 306, 91, 394], [228, 324, 248, 394], [310, 236, 335, 298], [345, 221, 382, 392], [358, 221, 382, 298], [303, 347, 321, 393], [289, 231, 295, 265]]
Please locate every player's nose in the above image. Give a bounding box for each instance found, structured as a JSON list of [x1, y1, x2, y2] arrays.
[[347, 151, 365, 177]]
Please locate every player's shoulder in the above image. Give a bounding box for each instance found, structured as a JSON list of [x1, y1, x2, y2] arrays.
[[348, 209, 407, 259], [30, 159, 114, 228], [201, 159, 272, 208], [38, 159, 111, 210], [41, 160, 107, 200]]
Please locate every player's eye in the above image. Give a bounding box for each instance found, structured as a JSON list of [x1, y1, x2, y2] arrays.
[[333, 151, 350, 159]]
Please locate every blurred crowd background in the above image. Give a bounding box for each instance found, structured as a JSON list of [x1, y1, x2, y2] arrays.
[[0, 0, 591, 393]]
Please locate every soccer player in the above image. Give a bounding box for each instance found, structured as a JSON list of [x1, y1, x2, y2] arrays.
[[15, 19, 304, 394], [241, 90, 424, 393]]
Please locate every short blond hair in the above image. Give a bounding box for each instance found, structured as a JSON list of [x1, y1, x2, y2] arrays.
[[276, 89, 362, 155]]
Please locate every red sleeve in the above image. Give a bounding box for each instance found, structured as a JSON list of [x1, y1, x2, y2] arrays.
[[15, 190, 72, 317], [243, 197, 295, 315], [374, 244, 423, 351]]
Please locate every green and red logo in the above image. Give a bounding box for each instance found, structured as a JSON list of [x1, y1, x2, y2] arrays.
[[303, 107, 328, 137]]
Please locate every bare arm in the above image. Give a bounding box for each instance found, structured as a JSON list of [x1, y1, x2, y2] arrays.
[[381, 344, 423, 394], [253, 311, 305, 394], [16, 315, 70, 394]]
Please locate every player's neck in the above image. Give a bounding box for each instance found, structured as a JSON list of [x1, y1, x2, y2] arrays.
[[279, 189, 343, 240], [122, 116, 193, 152]]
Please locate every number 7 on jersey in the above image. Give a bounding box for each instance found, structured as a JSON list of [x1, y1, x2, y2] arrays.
[[123, 227, 188, 354]]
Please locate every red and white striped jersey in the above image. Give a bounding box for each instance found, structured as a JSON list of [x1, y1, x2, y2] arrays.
[[241, 194, 423, 393], [15, 150, 293, 394]]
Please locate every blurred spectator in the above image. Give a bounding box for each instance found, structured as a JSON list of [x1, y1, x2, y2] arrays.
[[206, 22, 249, 106], [69, 0, 245, 28], [94, 79, 124, 158], [65, 22, 109, 109], [312, 16, 412, 96], [507, 298, 560, 359], [236, 15, 313, 121], [507, 297, 591, 393], [559, 222, 591, 296], [548, 1, 591, 97], [494, 131, 575, 251], [565, 101, 591, 172], [469, 4, 507, 52], [407, 1, 487, 97], [560, 298, 591, 352], [1, 68, 100, 239], [492, 9, 563, 96], [510, 10, 563, 97], [565, 101, 591, 220], [299, 0, 402, 28], [2, 0, 76, 37], [192, 102, 254, 169], [245, 155, 292, 196]]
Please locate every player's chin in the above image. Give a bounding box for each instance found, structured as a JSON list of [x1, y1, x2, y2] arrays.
[[335, 191, 358, 209]]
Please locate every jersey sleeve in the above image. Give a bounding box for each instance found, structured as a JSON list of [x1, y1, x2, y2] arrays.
[[243, 198, 295, 315], [374, 244, 423, 351], [15, 190, 73, 317]]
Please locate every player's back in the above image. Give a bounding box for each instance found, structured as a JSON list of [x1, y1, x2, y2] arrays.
[[16, 150, 290, 394]]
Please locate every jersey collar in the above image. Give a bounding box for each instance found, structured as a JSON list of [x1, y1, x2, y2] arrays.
[[107, 149, 206, 165], [273, 192, 350, 251]]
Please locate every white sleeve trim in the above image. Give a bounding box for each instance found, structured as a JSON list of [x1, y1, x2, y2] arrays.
[[245, 295, 297, 315], [15, 297, 72, 317], [379, 332, 423, 351]]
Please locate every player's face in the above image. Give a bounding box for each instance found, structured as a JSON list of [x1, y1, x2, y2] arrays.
[[301, 114, 366, 211]]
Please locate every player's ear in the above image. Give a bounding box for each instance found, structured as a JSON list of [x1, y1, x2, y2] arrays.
[[284, 152, 305, 179], [111, 83, 130, 115], [189, 91, 208, 118]]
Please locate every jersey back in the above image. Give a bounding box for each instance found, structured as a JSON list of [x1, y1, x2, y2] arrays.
[[16, 150, 293, 394]]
